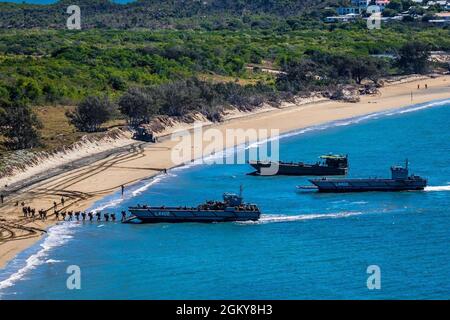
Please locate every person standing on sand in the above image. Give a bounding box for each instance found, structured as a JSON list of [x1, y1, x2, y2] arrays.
[[53, 201, 57, 210], [61, 197, 65, 206], [425, 84, 428, 89], [0, 194, 4, 204], [121, 185, 125, 197]]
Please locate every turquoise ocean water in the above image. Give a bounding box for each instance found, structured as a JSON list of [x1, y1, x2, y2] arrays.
[[0, 99, 449, 299]]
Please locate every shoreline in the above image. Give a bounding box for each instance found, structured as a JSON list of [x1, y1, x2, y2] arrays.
[[0, 74, 449, 270]]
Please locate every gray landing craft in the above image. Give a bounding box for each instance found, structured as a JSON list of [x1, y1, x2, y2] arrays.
[[249, 154, 348, 176], [299, 160, 427, 193], [128, 190, 260, 223]]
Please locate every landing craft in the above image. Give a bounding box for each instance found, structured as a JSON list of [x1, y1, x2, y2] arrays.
[[249, 154, 348, 176], [300, 160, 427, 193], [128, 187, 261, 223]]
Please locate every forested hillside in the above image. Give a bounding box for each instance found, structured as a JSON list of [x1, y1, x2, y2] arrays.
[[0, 0, 449, 157], [0, 0, 330, 29]]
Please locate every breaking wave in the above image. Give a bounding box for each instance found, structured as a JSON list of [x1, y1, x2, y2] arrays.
[[0, 222, 78, 293]]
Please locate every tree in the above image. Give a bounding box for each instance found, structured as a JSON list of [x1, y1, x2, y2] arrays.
[[350, 57, 386, 84], [396, 41, 431, 74], [0, 101, 42, 150], [118, 87, 161, 125], [66, 96, 116, 132], [422, 13, 437, 22], [276, 59, 321, 92], [387, 0, 403, 12]]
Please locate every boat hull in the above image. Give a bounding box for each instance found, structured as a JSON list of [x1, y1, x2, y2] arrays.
[[309, 178, 427, 193], [249, 161, 347, 176], [129, 208, 261, 223]]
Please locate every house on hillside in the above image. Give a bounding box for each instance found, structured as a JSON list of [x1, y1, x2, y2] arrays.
[[429, 11, 450, 24], [325, 13, 361, 23], [375, 0, 391, 7], [336, 0, 371, 15]]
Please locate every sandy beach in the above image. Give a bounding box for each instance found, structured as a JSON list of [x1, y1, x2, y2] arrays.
[[0, 74, 449, 269]]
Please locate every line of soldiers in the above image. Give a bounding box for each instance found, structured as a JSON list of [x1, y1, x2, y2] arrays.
[[21, 206, 49, 220], [20, 201, 128, 222], [55, 210, 128, 222]]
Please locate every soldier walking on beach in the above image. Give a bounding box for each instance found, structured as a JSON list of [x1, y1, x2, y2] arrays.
[[61, 197, 65, 207], [104, 213, 110, 222], [53, 201, 57, 210], [23, 207, 28, 217], [111, 213, 116, 222], [81, 212, 86, 221], [55, 211, 60, 220], [0, 194, 4, 204], [75, 211, 80, 221], [88, 212, 93, 221], [61, 212, 66, 220], [68, 211, 73, 221], [121, 185, 125, 197], [96, 212, 101, 221]]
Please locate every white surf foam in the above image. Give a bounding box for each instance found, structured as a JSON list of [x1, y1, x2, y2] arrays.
[[425, 185, 450, 192], [45, 259, 63, 264], [0, 174, 173, 294], [131, 173, 177, 197], [0, 222, 78, 293], [239, 211, 364, 225]]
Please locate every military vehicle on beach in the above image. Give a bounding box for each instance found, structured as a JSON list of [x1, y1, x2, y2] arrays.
[[132, 126, 157, 143]]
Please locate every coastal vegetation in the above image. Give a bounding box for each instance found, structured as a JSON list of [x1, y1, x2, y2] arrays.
[[0, 0, 449, 159]]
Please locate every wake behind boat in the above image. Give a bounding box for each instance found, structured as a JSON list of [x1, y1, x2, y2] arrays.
[[128, 189, 261, 223], [248, 154, 348, 176]]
